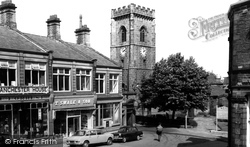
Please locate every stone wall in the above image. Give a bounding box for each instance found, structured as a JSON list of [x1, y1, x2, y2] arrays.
[[232, 103, 248, 147]]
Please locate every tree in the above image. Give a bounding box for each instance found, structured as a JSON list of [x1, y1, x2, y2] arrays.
[[140, 53, 211, 120]]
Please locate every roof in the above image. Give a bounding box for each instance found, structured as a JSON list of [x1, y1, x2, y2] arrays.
[[0, 26, 46, 53], [0, 25, 120, 67], [68, 43, 120, 68], [24, 33, 93, 61], [228, 0, 250, 19], [211, 85, 226, 97]]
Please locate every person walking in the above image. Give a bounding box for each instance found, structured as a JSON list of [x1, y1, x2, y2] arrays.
[[156, 122, 163, 141]]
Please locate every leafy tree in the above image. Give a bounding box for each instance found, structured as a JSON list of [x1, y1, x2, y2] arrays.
[[140, 53, 211, 120]]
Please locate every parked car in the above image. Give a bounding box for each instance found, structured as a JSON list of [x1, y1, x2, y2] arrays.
[[112, 126, 143, 143], [66, 129, 113, 147]]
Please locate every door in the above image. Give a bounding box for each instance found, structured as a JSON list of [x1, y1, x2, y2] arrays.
[[68, 116, 80, 137]]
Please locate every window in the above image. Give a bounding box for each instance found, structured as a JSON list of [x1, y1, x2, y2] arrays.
[[0, 61, 16, 86], [95, 73, 105, 94], [53, 68, 70, 91], [76, 69, 91, 91], [120, 26, 126, 42], [109, 74, 118, 93], [95, 103, 120, 127], [25, 63, 46, 86], [140, 26, 146, 42]]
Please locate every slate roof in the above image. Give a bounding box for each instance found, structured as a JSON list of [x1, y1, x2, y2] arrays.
[[0, 26, 45, 53], [24, 33, 92, 62], [0, 25, 120, 68], [68, 43, 120, 68]]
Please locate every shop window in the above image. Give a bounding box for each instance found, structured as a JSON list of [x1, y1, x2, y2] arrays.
[[25, 62, 46, 86], [113, 103, 120, 124], [29, 103, 48, 138], [95, 73, 105, 94], [0, 107, 12, 134], [109, 74, 119, 93], [96, 104, 113, 127], [0, 61, 16, 86], [76, 69, 91, 91], [53, 68, 70, 91]]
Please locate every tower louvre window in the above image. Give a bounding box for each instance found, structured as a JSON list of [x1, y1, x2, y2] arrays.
[[140, 26, 146, 42], [120, 26, 126, 42]]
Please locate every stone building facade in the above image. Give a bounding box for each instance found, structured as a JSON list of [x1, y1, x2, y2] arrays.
[[0, 0, 123, 138], [228, 1, 250, 147], [110, 3, 156, 126]]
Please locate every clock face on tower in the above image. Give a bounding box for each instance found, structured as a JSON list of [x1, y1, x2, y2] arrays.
[[140, 47, 147, 57], [120, 47, 126, 57]]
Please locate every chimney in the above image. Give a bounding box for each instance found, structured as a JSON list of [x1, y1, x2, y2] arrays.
[[75, 15, 91, 46], [46, 15, 61, 40], [0, 0, 17, 29]]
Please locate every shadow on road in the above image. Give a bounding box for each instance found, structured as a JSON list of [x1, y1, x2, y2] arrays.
[[177, 137, 214, 147]]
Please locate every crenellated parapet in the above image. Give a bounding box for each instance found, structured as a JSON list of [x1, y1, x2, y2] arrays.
[[111, 3, 155, 20]]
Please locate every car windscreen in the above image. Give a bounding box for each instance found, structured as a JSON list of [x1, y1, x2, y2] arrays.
[[73, 131, 86, 136], [118, 128, 127, 133]]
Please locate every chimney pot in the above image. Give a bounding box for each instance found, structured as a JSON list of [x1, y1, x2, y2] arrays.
[[75, 15, 91, 46], [0, 0, 17, 29], [46, 15, 61, 40]]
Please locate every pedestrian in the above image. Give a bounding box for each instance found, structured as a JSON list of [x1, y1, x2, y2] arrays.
[[156, 122, 163, 141]]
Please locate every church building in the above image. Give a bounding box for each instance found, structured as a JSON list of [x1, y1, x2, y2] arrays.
[[110, 3, 156, 126]]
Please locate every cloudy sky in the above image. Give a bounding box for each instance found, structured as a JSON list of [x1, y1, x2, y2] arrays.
[[10, 0, 238, 78]]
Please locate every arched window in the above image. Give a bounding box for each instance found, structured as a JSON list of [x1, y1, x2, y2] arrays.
[[140, 26, 146, 42], [120, 26, 126, 42]]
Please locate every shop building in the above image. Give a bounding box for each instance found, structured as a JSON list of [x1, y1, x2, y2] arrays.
[[0, 0, 123, 138], [71, 17, 123, 129]]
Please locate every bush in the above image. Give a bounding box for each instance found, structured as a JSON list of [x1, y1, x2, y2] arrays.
[[189, 118, 198, 128]]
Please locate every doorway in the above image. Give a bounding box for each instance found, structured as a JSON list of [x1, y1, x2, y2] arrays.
[[67, 116, 80, 137]]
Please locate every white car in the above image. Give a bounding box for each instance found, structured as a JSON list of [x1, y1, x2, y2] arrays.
[[66, 129, 113, 147]]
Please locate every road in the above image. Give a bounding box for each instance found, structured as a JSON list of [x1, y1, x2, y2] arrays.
[[32, 126, 227, 147]]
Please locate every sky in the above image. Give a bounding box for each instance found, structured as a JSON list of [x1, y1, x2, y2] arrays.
[[9, 0, 238, 78]]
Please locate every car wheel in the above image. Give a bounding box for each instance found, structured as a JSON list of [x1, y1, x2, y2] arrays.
[[83, 141, 89, 147], [122, 137, 126, 143], [137, 135, 140, 141], [107, 137, 113, 145]]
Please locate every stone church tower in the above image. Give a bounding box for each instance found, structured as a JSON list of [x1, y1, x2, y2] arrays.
[[110, 3, 155, 126], [110, 3, 156, 96]]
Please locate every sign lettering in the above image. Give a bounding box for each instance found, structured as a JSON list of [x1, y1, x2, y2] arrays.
[[188, 13, 229, 41], [54, 99, 91, 106], [0, 86, 49, 94]]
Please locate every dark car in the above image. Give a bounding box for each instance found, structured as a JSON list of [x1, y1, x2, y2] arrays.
[[112, 126, 143, 143]]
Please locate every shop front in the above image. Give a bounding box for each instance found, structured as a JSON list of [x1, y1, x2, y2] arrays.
[[95, 97, 123, 129], [0, 93, 50, 139], [52, 96, 97, 137]]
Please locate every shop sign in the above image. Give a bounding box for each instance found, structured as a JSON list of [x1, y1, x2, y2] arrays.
[[53, 98, 95, 109], [0, 86, 49, 94], [0, 96, 47, 101]]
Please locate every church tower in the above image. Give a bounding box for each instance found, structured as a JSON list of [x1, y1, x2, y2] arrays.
[[110, 3, 156, 96]]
